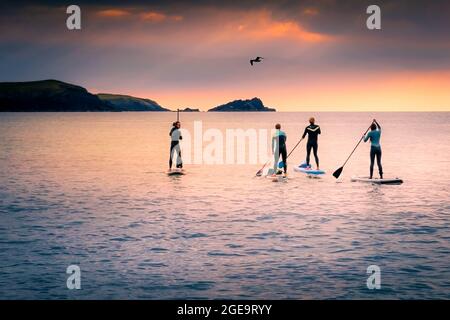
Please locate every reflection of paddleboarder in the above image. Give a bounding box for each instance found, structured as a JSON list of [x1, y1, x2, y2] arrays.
[[169, 121, 183, 170], [302, 117, 321, 170], [272, 123, 287, 176], [363, 119, 383, 179]]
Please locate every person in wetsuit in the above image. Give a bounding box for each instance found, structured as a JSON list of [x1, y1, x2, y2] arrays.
[[302, 117, 321, 170], [272, 123, 287, 176], [169, 121, 183, 170], [364, 119, 383, 179]]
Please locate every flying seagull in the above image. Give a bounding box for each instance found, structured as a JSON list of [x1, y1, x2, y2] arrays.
[[250, 57, 264, 66]]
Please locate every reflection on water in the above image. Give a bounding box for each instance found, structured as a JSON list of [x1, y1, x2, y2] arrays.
[[0, 112, 449, 299]]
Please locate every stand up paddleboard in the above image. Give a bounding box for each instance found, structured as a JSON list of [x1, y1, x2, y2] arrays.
[[351, 177, 403, 185], [294, 163, 325, 176], [271, 175, 287, 182], [167, 169, 185, 176], [265, 168, 288, 182]]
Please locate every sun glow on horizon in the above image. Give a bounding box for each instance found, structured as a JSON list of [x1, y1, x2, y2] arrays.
[[88, 70, 450, 112]]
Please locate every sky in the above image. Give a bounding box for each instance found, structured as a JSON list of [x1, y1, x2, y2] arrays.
[[0, 0, 449, 111]]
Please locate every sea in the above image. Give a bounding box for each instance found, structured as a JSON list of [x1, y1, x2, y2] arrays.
[[0, 112, 449, 299]]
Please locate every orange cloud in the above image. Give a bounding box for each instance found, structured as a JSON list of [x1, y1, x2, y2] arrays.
[[97, 9, 131, 18], [264, 21, 327, 42], [233, 10, 331, 43], [140, 11, 183, 23], [96, 8, 182, 23]]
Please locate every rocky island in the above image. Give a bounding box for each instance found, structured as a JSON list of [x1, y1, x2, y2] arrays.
[[179, 108, 200, 112], [208, 98, 275, 112]]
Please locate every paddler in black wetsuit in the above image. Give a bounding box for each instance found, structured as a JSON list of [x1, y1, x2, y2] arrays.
[[302, 117, 321, 170], [169, 121, 183, 171]]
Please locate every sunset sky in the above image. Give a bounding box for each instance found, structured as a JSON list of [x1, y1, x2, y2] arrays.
[[0, 0, 449, 111]]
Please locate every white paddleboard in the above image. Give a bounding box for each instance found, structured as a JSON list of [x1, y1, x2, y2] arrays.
[[294, 166, 325, 175], [167, 169, 185, 176], [351, 176, 403, 185], [271, 175, 287, 182]]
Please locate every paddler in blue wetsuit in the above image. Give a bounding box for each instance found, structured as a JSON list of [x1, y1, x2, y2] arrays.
[[272, 123, 287, 176], [363, 119, 383, 179]]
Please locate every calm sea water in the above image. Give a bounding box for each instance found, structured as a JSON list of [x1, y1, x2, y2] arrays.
[[0, 112, 449, 299]]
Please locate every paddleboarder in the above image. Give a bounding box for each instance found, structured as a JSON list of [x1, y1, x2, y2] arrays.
[[169, 121, 183, 171], [302, 117, 321, 170], [363, 119, 383, 179], [272, 124, 287, 176]]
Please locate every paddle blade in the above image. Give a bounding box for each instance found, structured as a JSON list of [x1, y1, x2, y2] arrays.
[[255, 170, 263, 177], [333, 167, 343, 179]]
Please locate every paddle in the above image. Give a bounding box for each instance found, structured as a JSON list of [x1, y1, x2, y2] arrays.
[[278, 137, 304, 169], [177, 108, 180, 122], [255, 160, 271, 177], [287, 137, 304, 159], [332, 124, 372, 179]]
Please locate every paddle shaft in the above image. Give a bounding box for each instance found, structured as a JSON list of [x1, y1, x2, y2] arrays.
[[256, 160, 271, 176], [341, 125, 372, 168], [287, 138, 304, 159], [177, 109, 180, 122]]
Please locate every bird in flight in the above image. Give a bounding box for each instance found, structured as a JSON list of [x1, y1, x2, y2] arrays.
[[250, 57, 264, 66]]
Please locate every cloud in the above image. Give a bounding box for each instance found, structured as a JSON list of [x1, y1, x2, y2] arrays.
[[140, 11, 183, 23], [216, 9, 333, 43], [94, 8, 184, 23], [246, 16, 330, 42], [97, 9, 131, 18]]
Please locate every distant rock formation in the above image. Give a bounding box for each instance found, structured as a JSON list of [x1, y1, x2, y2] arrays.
[[208, 97, 276, 112], [179, 108, 200, 112], [0, 80, 109, 112], [0, 80, 169, 112], [1, 80, 276, 113], [97, 94, 169, 111]]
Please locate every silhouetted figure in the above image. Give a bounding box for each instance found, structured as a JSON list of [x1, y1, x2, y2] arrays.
[[250, 57, 264, 66], [169, 121, 183, 170], [272, 123, 287, 176], [363, 119, 383, 179], [302, 117, 321, 170]]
